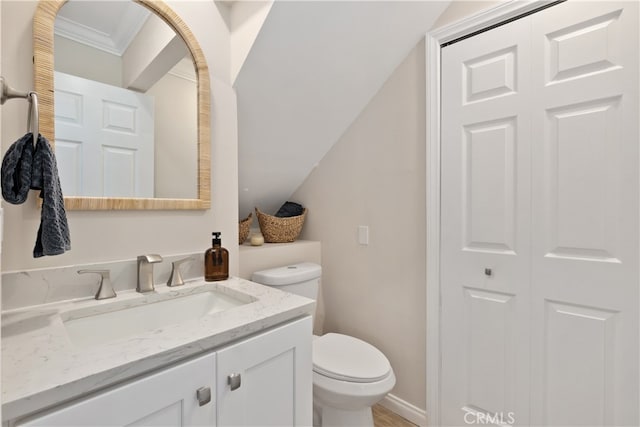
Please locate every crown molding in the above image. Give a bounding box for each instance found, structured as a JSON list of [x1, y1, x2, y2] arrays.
[[54, 4, 150, 56]]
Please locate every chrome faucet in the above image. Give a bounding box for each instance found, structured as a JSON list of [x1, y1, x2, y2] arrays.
[[137, 254, 163, 293]]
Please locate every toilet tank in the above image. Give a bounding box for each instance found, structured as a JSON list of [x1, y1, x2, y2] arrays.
[[251, 262, 321, 300]]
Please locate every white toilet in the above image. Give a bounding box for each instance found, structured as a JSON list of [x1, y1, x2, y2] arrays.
[[252, 262, 396, 427]]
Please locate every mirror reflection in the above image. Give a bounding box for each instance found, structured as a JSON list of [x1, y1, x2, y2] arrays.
[[53, 0, 198, 199]]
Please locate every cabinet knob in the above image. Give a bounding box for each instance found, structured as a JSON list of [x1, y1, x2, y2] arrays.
[[484, 268, 492, 277], [196, 386, 211, 406], [228, 373, 241, 391]]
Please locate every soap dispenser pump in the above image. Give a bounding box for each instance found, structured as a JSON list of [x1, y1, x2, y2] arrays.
[[205, 232, 229, 282]]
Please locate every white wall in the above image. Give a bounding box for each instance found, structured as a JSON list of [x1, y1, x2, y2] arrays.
[[148, 72, 198, 199], [229, 1, 273, 84], [291, 0, 501, 417], [54, 36, 123, 87], [238, 240, 321, 281], [433, 0, 500, 29], [0, 0, 238, 276], [292, 39, 428, 410]]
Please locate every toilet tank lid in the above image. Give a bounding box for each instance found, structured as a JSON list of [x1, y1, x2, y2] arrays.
[[252, 262, 321, 286]]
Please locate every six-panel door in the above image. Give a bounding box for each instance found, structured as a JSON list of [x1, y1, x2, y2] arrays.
[[441, 1, 638, 425]]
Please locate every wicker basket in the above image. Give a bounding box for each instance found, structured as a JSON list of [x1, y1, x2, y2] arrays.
[[255, 207, 307, 243], [238, 213, 253, 244]]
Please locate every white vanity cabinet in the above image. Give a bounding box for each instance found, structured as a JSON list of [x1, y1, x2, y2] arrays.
[[12, 316, 312, 427], [216, 316, 312, 426], [15, 353, 216, 427], [17, 352, 217, 427]]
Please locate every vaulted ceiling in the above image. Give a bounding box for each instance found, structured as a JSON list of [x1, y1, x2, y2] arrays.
[[235, 1, 449, 217]]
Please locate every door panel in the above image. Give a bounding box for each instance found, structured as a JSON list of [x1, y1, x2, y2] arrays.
[[530, 2, 638, 425], [543, 301, 617, 426], [441, 1, 638, 426], [441, 14, 531, 426], [54, 139, 83, 195], [543, 96, 622, 262], [463, 117, 517, 253], [463, 288, 516, 415], [543, 9, 624, 85], [103, 146, 137, 197], [463, 46, 518, 104]]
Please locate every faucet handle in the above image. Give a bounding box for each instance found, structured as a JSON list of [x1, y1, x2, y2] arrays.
[[138, 254, 163, 264], [78, 269, 116, 300], [167, 257, 193, 287]]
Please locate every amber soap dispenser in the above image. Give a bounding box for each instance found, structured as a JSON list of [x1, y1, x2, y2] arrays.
[[204, 232, 229, 281]]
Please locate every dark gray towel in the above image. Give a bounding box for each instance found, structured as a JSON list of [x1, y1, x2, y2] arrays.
[[1, 132, 33, 204], [1, 133, 70, 257], [275, 201, 304, 217], [31, 134, 71, 257]]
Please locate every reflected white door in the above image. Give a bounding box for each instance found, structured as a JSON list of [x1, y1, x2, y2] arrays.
[[54, 72, 154, 198], [440, 1, 638, 425]]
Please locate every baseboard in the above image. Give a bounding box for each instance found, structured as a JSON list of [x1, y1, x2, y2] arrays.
[[379, 394, 427, 426]]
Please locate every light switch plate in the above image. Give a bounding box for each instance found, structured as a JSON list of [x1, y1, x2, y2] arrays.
[[358, 225, 369, 245]]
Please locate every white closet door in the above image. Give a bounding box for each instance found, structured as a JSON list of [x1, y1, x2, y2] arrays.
[[440, 1, 639, 426], [529, 2, 638, 425], [440, 15, 532, 426]]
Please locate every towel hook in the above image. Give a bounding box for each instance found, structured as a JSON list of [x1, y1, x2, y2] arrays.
[[0, 76, 39, 146]]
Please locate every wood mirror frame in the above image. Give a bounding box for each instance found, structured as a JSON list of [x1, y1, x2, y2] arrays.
[[33, 0, 210, 210]]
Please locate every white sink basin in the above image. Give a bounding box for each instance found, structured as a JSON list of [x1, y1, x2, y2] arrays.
[[62, 290, 247, 348]]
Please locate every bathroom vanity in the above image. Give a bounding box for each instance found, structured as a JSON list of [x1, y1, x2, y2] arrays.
[[1, 277, 314, 426]]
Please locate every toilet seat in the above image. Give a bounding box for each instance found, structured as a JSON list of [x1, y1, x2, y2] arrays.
[[313, 333, 391, 383]]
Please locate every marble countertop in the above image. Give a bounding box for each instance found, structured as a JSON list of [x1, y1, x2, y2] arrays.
[[1, 277, 314, 422]]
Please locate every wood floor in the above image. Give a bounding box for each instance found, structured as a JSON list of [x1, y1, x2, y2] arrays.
[[372, 404, 416, 427]]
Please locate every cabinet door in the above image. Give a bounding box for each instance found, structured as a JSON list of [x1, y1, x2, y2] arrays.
[[216, 316, 312, 426], [17, 353, 216, 427]]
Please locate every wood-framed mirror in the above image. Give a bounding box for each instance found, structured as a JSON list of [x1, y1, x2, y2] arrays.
[[33, 0, 210, 210]]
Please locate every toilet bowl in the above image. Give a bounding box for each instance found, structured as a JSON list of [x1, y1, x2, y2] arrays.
[[312, 333, 396, 426], [251, 263, 395, 427]]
